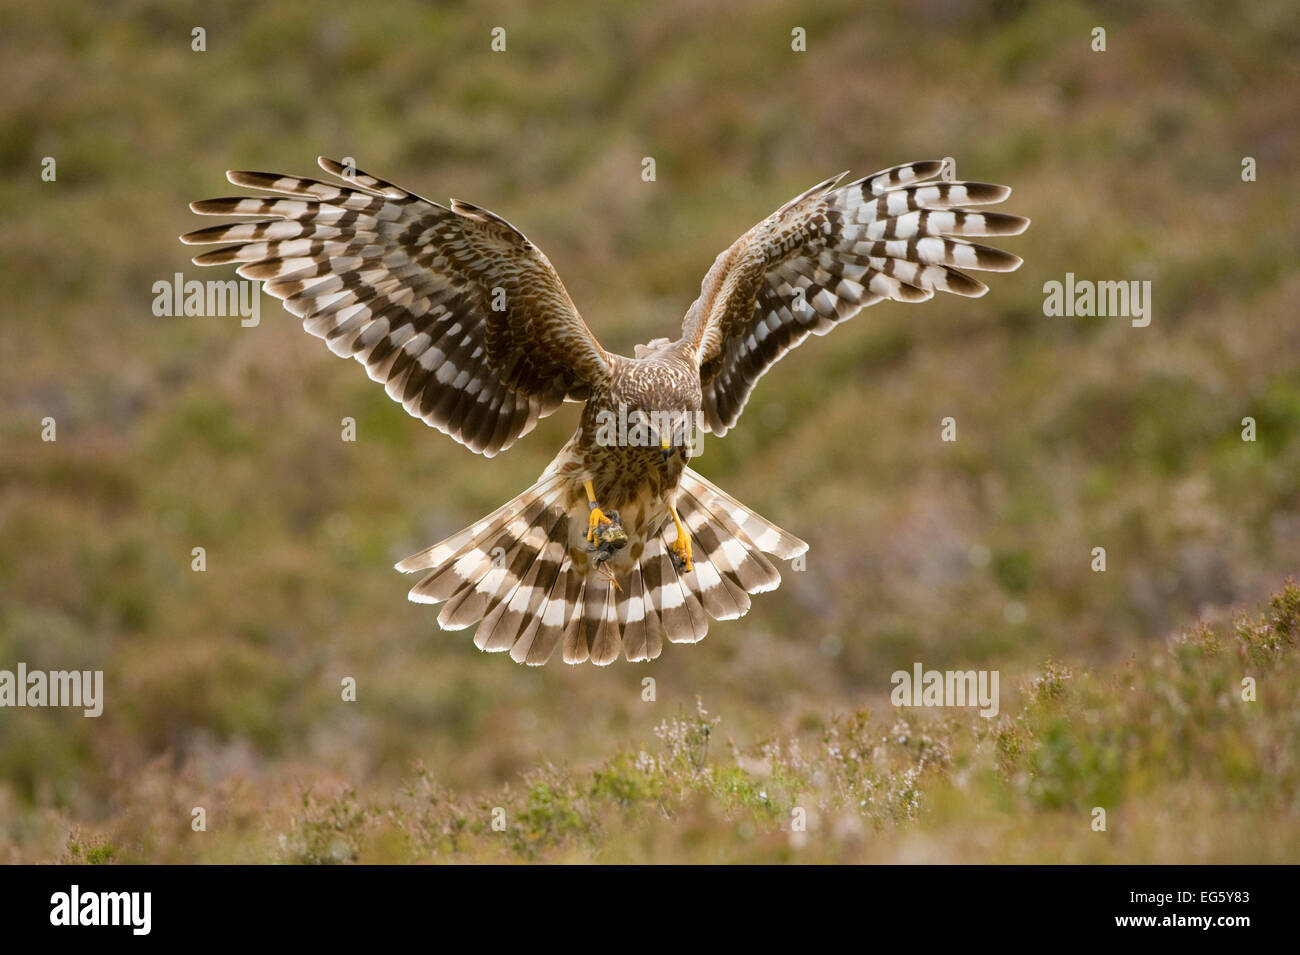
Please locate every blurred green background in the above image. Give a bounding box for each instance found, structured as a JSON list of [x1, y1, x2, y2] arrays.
[[1, 0, 1298, 862]]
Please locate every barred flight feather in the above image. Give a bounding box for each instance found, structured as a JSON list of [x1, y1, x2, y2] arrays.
[[182, 158, 608, 457], [681, 160, 1030, 435]]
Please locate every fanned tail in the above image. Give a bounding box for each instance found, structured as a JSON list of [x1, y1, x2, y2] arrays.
[[397, 467, 807, 665]]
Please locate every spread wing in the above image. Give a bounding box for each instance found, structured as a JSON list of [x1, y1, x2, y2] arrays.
[[679, 160, 1029, 435], [181, 158, 610, 456]]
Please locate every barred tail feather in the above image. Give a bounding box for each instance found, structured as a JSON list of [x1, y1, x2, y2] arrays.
[[395, 473, 565, 581], [650, 531, 710, 645], [676, 467, 808, 561], [396, 467, 807, 665], [618, 565, 661, 663]]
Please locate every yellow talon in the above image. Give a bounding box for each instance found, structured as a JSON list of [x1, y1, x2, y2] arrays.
[[587, 505, 613, 544], [585, 479, 610, 544], [584, 479, 628, 556], [669, 504, 693, 573], [671, 536, 693, 573]]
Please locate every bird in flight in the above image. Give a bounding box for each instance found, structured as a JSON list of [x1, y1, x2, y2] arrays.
[[182, 158, 1027, 665]]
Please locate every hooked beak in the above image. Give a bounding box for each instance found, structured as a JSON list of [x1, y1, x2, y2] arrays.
[[660, 444, 673, 462]]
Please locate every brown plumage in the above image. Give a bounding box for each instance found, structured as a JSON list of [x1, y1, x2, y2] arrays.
[[181, 157, 1028, 664]]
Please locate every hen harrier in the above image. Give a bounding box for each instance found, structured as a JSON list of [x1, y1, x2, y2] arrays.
[[182, 158, 1027, 665]]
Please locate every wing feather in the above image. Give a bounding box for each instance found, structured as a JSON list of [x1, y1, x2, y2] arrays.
[[181, 158, 610, 456], [680, 160, 1028, 435]]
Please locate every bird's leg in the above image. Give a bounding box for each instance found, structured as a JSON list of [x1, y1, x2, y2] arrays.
[[585, 479, 611, 542], [584, 479, 628, 556], [668, 502, 693, 573]]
